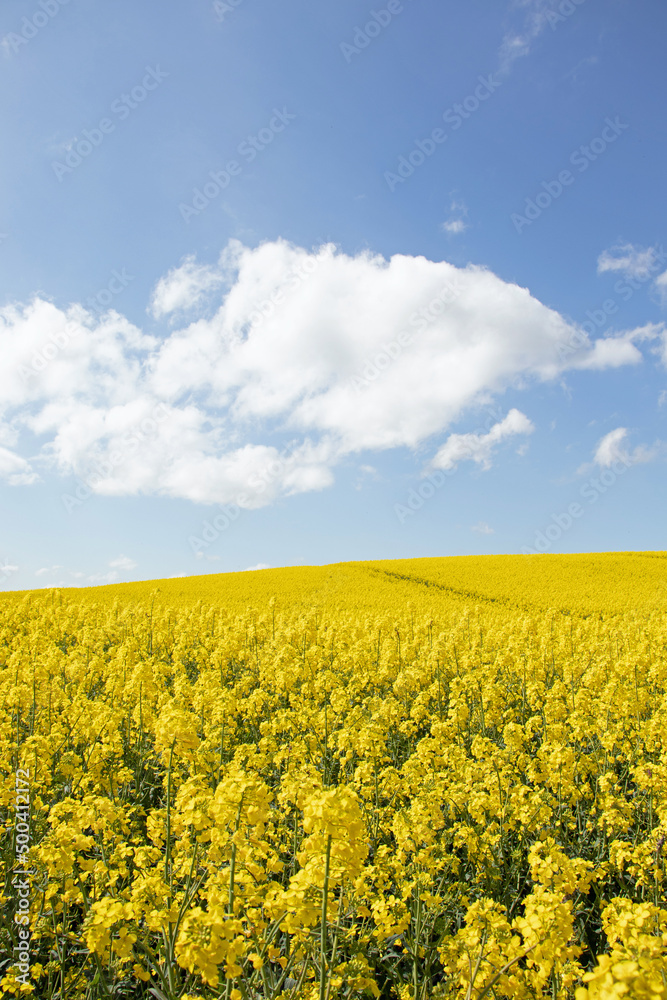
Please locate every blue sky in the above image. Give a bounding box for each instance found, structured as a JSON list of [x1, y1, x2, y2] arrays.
[[1, 0, 666, 589]]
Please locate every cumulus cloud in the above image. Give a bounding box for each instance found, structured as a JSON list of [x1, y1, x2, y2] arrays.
[[0, 238, 661, 507], [430, 409, 534, 472], [570, 328, 651, 371], [597, 243, 665, 281], [0, 298, 155, 412]]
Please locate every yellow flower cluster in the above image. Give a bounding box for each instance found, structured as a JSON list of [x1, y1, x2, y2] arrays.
[[0, 552, 666, 999]]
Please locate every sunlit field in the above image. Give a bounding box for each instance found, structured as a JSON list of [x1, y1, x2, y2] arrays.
[[1, 553, 666, 999]]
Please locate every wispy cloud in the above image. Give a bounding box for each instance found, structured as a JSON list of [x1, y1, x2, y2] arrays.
[[597, 243, 665, 281], [430, 409, 534, 473], [32, 556, 139, 587], [149, 254, 226, 319], [109, 554, 137, 573], [497, 0, 551, 76], [0, 446, 39, 486], [654, 269, 667, 308], [440, 198, 469, 235], [591, 427, 661, 470], [471, 521, 494, 534], [35, 565, 63, 577]]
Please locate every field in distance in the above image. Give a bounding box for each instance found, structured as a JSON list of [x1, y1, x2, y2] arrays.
[[6, 549, 664, 614]]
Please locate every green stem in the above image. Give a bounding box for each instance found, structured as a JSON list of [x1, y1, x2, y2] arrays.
[[324, 886, 346, 1000], [225, 799, 244, 1000], [319, 835, 333, 1000], [413, 879, 421, 1000], [228, 800, 243, 915], [164, 741, 176, 893]]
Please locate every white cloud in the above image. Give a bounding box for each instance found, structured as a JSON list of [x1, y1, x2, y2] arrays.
[[35, 565, 63, 577], [149, 255, 226, 318], [41, 556, 139, 587], [441, 197, 468, 235], [442, 219, 467, 235], [0, 446, 39, 485], [498, 0, 551, 75], [653, 327, 667, 368], [243, 564, 270, 571], [593, 427, 661, 468], [571, 333, 643, 370], [0, 560, 19, 577], [430, 408, 534, 472], [109, 555, 137, 572], [471, 521, 494, 534], [0, 297, 156, 415], [0, 239, 660, 507], [597, 243, 664, 281], [593, 427, 630, 467], [84, 555, 138, 584], [655, 269, 667, 308]]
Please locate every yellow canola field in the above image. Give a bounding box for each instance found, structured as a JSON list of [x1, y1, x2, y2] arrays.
[[1, 552, 666, 999]]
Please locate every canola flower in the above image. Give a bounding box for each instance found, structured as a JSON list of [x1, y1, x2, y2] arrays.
[[0, 552, 666, 999]]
